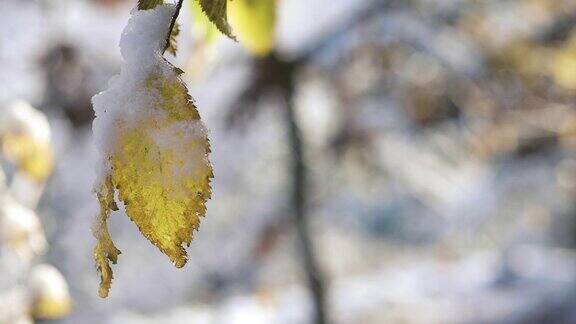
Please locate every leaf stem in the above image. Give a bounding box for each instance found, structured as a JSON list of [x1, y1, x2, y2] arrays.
[[164, 0, 184, 54]]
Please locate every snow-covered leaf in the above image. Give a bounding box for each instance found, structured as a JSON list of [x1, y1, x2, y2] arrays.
[[92, 4, 213, 298]]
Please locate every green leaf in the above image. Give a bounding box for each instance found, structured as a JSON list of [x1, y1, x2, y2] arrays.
[[190, 0, 220, 43], [198, 0, 236, 40], [138, 0, 164, 10]]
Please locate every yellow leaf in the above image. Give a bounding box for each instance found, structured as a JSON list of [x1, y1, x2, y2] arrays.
[[29, 264, 73, 319], [550, 34, 576, 91], [0, 101, 53, 182], [0, 198, 47, 262], [93, 176, 121, 298], [92, 5, 213, 297], [109, 72, 212, 268], [228, 0, 277, 56], [2, 134, 53, 182]]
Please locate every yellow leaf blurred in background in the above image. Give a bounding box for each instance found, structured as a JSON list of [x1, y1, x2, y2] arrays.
[[228, 0, 277, 56], [0, 101, 53, 182]]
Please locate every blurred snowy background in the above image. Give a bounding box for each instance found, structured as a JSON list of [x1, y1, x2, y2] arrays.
[[3, 0, 576, 323]]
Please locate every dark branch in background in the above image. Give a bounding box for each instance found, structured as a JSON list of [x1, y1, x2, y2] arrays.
[[228, 52, 328, 324], [281, 65, 327, 324], [163, 0, 184, 54]]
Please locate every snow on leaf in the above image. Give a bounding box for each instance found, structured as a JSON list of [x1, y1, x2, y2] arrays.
[[198, 0, 236, 40], [138, 0, 180, 56], [228, 0, 277, 56], [92, 4, 213, 297]]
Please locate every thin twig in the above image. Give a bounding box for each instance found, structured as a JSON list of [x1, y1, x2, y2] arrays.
[[164, 0, 184, 54]]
